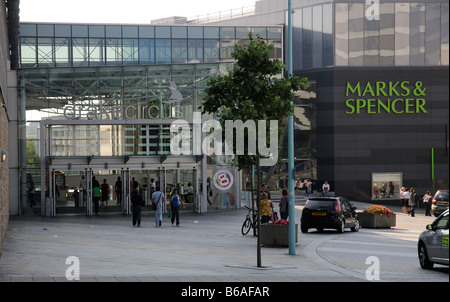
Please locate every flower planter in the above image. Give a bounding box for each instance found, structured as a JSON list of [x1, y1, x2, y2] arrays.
[[260, 223, 298, 247], [358, 212, 396, 228]]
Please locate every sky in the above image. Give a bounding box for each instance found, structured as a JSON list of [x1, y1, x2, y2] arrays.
[[19, 0, 258, 24]]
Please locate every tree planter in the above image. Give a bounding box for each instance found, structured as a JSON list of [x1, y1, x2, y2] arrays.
[[260, 224, 298, 247], [358, 213, 396, 228]]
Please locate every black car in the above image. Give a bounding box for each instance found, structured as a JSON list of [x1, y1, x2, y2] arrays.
[[301, 197, 360, 233], [431, 190, 449, 217]]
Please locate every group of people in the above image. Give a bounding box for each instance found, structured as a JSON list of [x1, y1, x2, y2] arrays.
[[259, 184, 289, 223], [90, 177, 111, 215], [400, 187, 433, 217], [131, 186, 185, 228], [295, 179, 313, 196], [295, 179, 332, 197]]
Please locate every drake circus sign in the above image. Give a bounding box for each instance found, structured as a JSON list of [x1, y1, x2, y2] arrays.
[[345, 81, 427, 115]]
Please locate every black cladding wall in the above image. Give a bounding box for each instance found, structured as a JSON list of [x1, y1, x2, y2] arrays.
[[300, 66, 449, 201]]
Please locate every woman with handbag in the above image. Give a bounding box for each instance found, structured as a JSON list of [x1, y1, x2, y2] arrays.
[[260, 192, 273, 223]]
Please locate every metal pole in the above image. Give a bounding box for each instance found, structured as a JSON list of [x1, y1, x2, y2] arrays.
[[287, 0, 296, 255]]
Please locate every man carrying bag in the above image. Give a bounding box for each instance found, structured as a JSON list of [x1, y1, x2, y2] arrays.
[[152, 186, 165, 227]]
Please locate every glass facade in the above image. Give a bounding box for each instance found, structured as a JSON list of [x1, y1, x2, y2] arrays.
[[334, 2, 448, 67], [19, 24, 282, 67], [21, 63, 233, 164], [290, 1, 449, 70]]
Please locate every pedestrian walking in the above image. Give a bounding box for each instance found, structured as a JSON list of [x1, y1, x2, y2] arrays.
[[170, 188, 184, 227], [92, 177, 101, 215], [115, 176, 122, 205], [408, 187, 416, 217], [423, 191, 432, 216], [131, 190, 144, 227], [306, 180, 313, 197], [100, 179, 110, 209], [152, 186, 165, 227], [279, 189, 289, 220], [400, 187, 407, 214], [404, 187, 410, 215]]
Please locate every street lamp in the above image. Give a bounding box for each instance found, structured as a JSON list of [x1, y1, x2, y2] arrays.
[[287, 0, 296, 255]]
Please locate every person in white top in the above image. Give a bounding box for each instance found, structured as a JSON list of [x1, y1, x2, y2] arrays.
[[322, 181, 330, 197], [403, 188, 410, 215], [400, 187, 406, 214], [422, 191, 432, 216]]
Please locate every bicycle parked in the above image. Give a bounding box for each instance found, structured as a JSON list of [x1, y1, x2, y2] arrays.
[[241, 205, 258, 236]]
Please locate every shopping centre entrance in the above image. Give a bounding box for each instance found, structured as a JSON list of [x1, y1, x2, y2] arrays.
[[38, 119, 206, 217], [44, 158, 201, 217]]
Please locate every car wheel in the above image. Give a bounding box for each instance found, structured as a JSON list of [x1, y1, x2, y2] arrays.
[[337, 220, 345, 233], [351, 219, 360, 232], [301, 225, 309, 233], [418, 243, 434, 269]]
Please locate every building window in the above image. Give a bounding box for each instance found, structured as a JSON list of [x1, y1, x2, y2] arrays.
[[155, 39, 171, 64], [372, 172, 402, 200]]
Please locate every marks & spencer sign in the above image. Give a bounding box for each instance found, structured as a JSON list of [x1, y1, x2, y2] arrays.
[[345, 81, 427, 115]]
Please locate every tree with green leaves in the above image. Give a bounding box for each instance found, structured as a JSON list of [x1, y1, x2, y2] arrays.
[[202, 34, 309, 267]]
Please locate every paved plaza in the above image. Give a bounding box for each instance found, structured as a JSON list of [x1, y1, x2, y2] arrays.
[[0, 200, 448, 283]]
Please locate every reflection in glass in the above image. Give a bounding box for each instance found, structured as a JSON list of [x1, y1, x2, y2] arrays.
[[442, 3, 449, 65], [395, 3, 410, 65], [425, 3, 440, 65], [364, 1, 379, 66], [37, 37, 53, 66], [139, 39, 155, 64], [106, 38, 122, 65], [100, 125, 122, 156], [89, 38, 105, 66], [55, 38, 70, 67], [123, 39, 139, 65], [155, 39, 171, 64], [322, 4, 333, 67], [75, 126, 99, 156], [220, 39, 235, 61], [21, 37, 37, 67], [335, 3, 348, 66], [302, 7, 312, 69], [312, 5, 322, 68], [188, 39, 203, 63], [204, 39, 219, 62], [72, 38, 88, 66], [349, 3, 364, 66], [172, 39, 188, 63], [410, 3, 425, 65], [293, 8, 303, 70], [379, 3, 394, 65], [51, 126, 74, 156]]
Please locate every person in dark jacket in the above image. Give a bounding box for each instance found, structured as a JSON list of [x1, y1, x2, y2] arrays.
[[131, 190, 144, 227], [408, 187, 416, 217]]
